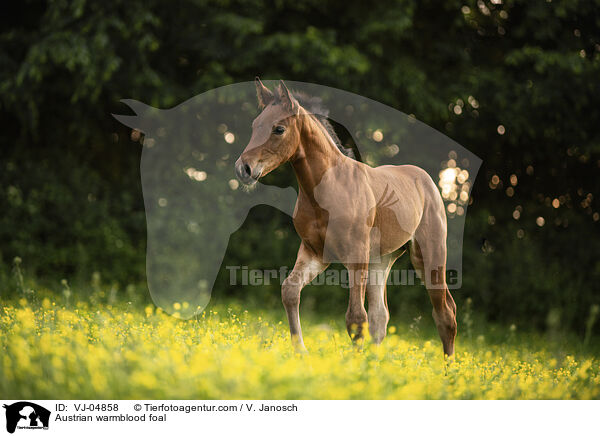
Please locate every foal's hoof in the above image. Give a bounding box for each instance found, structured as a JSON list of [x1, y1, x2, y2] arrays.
[[370, 335, 386, 346], [443, 352, 455, 374], [351, 337, 365, 352], [293, 344, 308, 355], [290, 335, 308, 354]]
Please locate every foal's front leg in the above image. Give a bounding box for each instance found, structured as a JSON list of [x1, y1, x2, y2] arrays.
[[345, 261, 370, 346], [282, 243, 328, 352]]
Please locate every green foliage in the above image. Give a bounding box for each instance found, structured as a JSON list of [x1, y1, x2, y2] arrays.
[[0, 0, 599, 333]]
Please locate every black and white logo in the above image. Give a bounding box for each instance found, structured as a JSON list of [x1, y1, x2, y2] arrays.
[[3, 402, 50, 433]]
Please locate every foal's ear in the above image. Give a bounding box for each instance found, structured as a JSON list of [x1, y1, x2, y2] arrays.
[[255, 77, 274, 109], [277, 80, 300, 115]]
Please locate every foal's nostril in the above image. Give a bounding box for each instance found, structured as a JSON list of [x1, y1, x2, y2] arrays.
[[235, 160, 254, 183]]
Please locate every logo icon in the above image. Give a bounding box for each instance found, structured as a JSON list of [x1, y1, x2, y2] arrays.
[[3, 402, 50, 434]]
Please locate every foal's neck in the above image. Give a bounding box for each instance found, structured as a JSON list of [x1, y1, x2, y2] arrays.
[[291, 112, 348, 200]]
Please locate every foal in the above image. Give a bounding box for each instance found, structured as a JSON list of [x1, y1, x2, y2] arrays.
[[235, 79, 457, 356]]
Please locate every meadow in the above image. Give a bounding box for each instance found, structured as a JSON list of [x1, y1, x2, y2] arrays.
[[1, 287, 599, 400]]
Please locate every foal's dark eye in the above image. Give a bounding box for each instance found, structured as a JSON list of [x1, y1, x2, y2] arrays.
[[273, 126, 286, 135]]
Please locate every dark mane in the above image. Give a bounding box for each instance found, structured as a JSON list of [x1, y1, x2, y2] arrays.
[[291, 91, 357, 160]]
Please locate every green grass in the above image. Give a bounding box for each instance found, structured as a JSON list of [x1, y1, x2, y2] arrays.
[[0, 287, 599, 399]]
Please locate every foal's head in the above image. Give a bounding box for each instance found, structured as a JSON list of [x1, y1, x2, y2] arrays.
[[235, 78, 303, 186]]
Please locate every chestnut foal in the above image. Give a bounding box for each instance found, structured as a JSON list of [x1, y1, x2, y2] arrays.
[[235, 79, 457, 356]]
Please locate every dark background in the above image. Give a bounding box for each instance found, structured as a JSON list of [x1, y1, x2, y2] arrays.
[[1, 0, 598, 334]]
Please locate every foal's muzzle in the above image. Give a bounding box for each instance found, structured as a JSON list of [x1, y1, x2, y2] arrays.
[[235, 158, 258, 185]]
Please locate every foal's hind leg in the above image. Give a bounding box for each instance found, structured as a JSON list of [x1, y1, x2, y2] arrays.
[[410, 234, 457, 357], [282, 243, 329, 352], [366, 254, 396, 344]]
